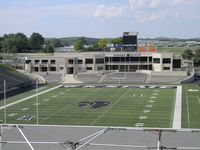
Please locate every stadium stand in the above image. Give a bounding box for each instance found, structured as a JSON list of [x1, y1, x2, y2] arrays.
[[0, 65, 33, 99], [149, 75, 186, 84], [75, 72, 148, 84], [102, 72, 147, 83], [75, 72, 101, 83], [38, 73, 62, 83]]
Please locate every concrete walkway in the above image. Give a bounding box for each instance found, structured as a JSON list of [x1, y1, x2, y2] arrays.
[[172, 86, 182, 129]]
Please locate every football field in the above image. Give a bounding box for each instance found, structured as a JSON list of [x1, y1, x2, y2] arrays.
[[182, 84, 200, 128], [0, 85, 176, 128]]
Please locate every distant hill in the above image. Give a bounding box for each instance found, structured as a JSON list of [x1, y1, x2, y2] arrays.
[[46, 37, 101, 46], [139, 37, 200, 42], [46, 37, 200, 45]]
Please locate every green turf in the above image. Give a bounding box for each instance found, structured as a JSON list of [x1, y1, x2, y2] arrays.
[[157, 47, 200, 55], [182, 84, 200, 128], [0, 86, 176, 128]]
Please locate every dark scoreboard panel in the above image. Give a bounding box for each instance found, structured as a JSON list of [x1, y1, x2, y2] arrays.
[[123, 35, 137, 45]]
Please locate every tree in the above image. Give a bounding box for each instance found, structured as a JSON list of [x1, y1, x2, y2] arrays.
[[15, 33, 29, 52], [0, 36, 2, 52], [1, 34, 17, 54], [193, 49, 200, 66], [98, 38, 109, 49], [29, 32, 44, 50], [111, 37, 122, 44], [181, 49, 193, 60], [43, 43, 54, 54], [74, 37, 86, 51], [52, 38, 62, 47]]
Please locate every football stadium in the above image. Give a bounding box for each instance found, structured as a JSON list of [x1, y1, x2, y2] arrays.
[[0, 32, 200, 150]]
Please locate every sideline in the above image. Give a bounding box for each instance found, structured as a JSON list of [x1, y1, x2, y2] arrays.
[[172, 86, 182, 129], [0, 85, 63, 110]]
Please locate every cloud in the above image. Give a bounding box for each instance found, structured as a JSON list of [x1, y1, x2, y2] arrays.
[[128, 0, 161, 10], [136, 11, 168, 22], [169, 0, 200, 5], [148, 0, 161, 8], [94, 4, 123, 18]]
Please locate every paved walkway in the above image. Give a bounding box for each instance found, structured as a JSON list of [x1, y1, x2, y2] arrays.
[[172, 86, 182, 129]]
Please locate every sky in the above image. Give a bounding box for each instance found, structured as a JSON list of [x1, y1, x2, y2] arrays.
[[0, 0, 200, 38]]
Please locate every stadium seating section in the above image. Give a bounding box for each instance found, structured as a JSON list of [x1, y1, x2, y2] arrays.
[[75, 72, 186, 84], [0, 67, 32, 92]]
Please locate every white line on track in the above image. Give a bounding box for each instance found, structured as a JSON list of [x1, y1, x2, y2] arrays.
[[0, 85, 63, 110]]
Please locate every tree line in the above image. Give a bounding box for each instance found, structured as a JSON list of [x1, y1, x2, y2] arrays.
[[0, 32, 123, 53], [181, 49, 200, 66], [74, 37, 122, 51], [0, 32, 56, 54]]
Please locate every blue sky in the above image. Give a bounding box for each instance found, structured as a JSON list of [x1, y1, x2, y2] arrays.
[[0, 0, 200, 38]]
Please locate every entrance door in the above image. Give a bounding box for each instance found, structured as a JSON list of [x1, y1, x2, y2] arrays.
[[67, 67, 74, 74]]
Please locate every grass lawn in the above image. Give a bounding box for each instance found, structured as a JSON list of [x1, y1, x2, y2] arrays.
[[182, 84, 200, 128], [0, 86, 176, 128], [157, 47, 200, 55]]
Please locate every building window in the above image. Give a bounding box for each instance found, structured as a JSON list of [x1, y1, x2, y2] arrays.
[[97, 66, 103, 71], [50, 60, 56, 64], [34, 67, 39, 72], [86, 67, 92, 70], [163, 58, 171, 64], [96, 58, 104, 64], [35, 60, 39, 64], [149, 57, 152, 62], [60, 67, 64, 70], [41, 67, 47, 72], [153, 58, 160, 63], [50, 67, 56, 71], [78, 59, 83, 64], [25, 60, 31, 64], [68, 59, 74, 64], [140, 57, 147, 62], [163, 67, 170, 70], [85, 59, 93, 64], [42, 60, 48, 64]]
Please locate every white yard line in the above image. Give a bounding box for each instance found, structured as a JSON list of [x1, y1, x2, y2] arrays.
[[172, 86, 182, 129], [90, 88, 130, 126], [198, 96, 200, 104], [0, 85, 63, 110]]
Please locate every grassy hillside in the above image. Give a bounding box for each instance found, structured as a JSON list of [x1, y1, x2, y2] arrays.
[[157, 47, 200, 55]]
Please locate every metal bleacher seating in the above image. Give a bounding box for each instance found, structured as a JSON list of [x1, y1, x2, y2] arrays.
[[0, 67, 32, 92]]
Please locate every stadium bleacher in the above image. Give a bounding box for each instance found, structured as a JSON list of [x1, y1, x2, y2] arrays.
[[149, 75, 186, 84], [102, 72, 147, 83], [39, 73, 62, 83], [0, 67, 32, 92], [75, 72, 101, 83]]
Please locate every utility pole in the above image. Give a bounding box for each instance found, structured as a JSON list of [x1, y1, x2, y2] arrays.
[[36, 80, 39, 125], [0, 126, 2, 150]]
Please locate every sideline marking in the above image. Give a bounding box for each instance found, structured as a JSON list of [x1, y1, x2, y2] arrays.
[[0, 85, 63, 110], [198, 96, 200, 104], [172, 86, 182, 129], [185, 86, 190, 127]]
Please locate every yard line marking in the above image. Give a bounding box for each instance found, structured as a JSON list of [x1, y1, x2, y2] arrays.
[[172, 86, 182, 129], [39, 88, 103, 122], [90, 88, 131, 126], [185, 86, 190, 127], [0, 85, 63, 110], [198, 96, 200, 104]]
